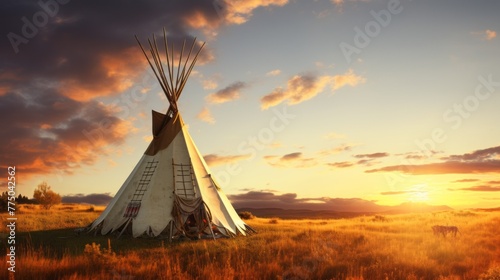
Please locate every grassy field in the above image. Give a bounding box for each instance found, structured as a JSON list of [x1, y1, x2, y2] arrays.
[[1, 204, 500, 279]]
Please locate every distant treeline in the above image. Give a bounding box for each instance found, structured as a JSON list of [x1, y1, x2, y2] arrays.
[[0, 191, 36, 212]]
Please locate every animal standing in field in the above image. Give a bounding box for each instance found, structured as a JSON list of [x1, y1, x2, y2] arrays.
[[446, 226, 459, 237], [432, 225, 459, 237]]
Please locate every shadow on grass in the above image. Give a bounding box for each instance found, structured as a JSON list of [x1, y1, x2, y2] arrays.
[[17, 228, 174, 257]]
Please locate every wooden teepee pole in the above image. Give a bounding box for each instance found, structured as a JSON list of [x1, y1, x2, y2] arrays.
[[176, 37, 197, 98], [176, 41, 205, 98], [135, 30, 204, 116], [152, 33, 173, 98], [135, 35, 174, 110], [175, 39, 186, 93]]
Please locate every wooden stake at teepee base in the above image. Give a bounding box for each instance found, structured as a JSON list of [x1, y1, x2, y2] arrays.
[[88, 30, 253, 239]]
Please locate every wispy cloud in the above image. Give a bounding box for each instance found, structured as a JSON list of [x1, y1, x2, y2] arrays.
[[380, 191, 407, 195], [380, 190, 423, 195], [222, 0, 289, 25], [471, 29, 497, 41], [202, 79, 218, 90], [443, 146, 500, 161], [266, 69, 282, 76], [260, 69, 365, 109], [319, 143, 358, 156], [203, 153, 251, 166], [143, 135, 153, 143], [354, 152, 389, 159], [331, 69, 366, 90], [457, 185, 500, 192], [197, 107, 215, 124], [485, 29, 497, 40], [366, 146, 500, 175], [327, 161, 355, 168], [206, 81, 247, 104], [264, 152, 317, 168], [404, 154, 427, 160], [327, 157, 380, 169], [452, 178, 480, 183]]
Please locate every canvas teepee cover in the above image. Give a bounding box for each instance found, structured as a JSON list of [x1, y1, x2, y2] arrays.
[[90, 32, 252, 239]]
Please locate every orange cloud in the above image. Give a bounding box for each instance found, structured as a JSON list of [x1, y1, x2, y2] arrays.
[[182, 0, 290, 34], [203, 79, 218, 90], [471, 29, 497, 41], [224, 0, 289, 25], [197, 107, 215, 124], [458, 185, 500, 192], [485, 29, 497, 40], [260, 69, 365, 109], [264, 152, 317, 168], [452, 179, 480, 183], [0, 71, 22, 96], [184, 9, 219, 30], [0, 85, 10, 96], [266, 69, 282, 76], [331, 69, 366, 90], [60, 48, 145, 101], [203, 153, 251, 166], [0, 92, 135, 180], [327, 161, 355, 168]]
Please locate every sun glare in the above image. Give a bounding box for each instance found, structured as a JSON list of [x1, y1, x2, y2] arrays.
[[408, 184, 430, 202], [408, 191, 429, 202]]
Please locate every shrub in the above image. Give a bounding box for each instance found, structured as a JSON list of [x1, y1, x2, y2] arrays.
[[269, 218, 279, 224], [238, 211, 255, 220], [84, 239, 117, 265]]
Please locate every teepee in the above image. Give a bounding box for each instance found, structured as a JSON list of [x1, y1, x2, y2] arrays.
[[90, 31, 253, 239]]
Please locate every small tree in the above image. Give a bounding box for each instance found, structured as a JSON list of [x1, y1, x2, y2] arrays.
[[33, 182, 61, 210]]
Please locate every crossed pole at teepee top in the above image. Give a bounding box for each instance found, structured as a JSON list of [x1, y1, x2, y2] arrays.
[[135, 28, 205, 119]]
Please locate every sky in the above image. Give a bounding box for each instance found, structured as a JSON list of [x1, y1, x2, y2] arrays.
[[1, 0, 500, 210]]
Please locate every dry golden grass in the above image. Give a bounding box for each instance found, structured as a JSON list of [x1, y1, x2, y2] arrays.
[[1, 206, 500, 279], [1, 204, 103, 232]]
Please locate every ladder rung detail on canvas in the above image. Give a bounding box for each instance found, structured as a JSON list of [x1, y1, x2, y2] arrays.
[[172, 161, 197, 199], [124, 160, 159, 218]]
